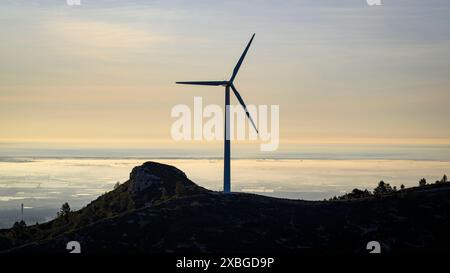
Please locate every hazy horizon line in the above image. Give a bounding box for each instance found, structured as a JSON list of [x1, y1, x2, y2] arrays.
[[2, 137, 450, 146]]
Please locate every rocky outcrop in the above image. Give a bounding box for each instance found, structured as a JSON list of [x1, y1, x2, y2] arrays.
[[128, 162, 208, 207]]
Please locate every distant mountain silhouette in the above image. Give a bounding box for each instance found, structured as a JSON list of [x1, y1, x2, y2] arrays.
[[1, 161, 450, 253]]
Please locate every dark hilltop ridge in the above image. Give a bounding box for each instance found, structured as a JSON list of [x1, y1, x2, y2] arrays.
[[1, 161, 450, 253]]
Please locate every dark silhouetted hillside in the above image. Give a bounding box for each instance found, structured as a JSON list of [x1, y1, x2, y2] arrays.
[[1, 161, 450, 253]]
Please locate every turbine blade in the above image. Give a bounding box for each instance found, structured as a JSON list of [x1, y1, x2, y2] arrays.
[[176, 81, 227, 86], [229, 33, 255, 83], [231, 84, 258, 133]]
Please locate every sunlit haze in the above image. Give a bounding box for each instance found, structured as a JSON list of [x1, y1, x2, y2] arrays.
[[1, 0, 450, 153]]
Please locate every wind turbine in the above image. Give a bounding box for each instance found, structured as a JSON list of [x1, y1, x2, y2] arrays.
[[176, 34, 258, 194]]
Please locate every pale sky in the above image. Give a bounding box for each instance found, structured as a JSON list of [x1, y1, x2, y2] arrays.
[[1, 0, 450, 150]]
